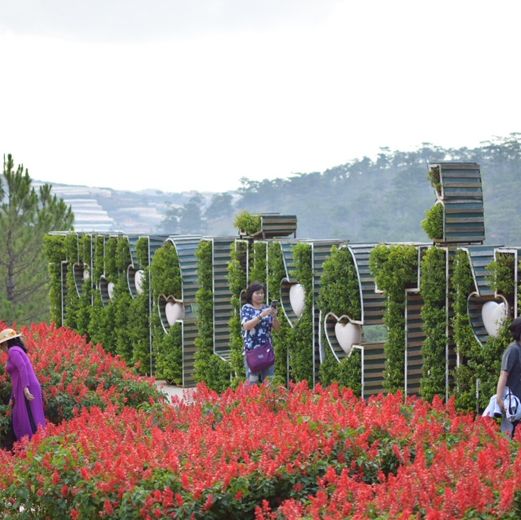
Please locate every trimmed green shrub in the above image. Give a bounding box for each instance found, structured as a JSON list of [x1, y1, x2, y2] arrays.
[[234, 211, 261, 236], [43, 234, 67, 325], [227, 240, 248, 386], [288, 243, 313, 385], [150, 241, 182, 384], [194, 240, 231, 391], [318, 245, 362, 393], [422, 203, 443, 241], [267, 242, 290, 385], [130, 237, 152, 375], [420, 247, 447, 400], [370, 244, 418, 392]]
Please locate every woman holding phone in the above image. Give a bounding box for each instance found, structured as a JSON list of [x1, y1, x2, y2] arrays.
[[240, 282, 280, 384]]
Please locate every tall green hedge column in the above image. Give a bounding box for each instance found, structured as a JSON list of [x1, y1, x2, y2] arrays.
[[267, 242, 290, 385], [43, 233, 68, 325], [370, 244, 418, 393], [150, 241, 183, 385], [288, 243, 313, 385], [63, 233, 80, 329], [318, 245, 362, 394], [420, 246, 447, 400], [129, 237, 153, 375], [227, 240, 248, 385], [194, 239, 231, 391]]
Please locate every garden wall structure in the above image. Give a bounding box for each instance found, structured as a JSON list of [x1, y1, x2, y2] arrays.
[[46, 166, 521, 409]]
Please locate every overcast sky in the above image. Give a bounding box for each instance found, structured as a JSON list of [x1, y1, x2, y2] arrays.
[[1, 0, 520, 193]]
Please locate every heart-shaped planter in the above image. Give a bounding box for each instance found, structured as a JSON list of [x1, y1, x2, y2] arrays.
[[468, 294, 509, 344], [73, 262, 89, 296], [289, 283, 306, 317], [481, 300, 507, 338], [127, 265, 146, 297], [158, 294, 185, 332], [280, 280, 306, 327], [324, 312, 361, 358], [99, 276, 115, 305]]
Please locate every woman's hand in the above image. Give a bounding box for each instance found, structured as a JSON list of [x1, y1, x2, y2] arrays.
[[24, 387, 35, 401]]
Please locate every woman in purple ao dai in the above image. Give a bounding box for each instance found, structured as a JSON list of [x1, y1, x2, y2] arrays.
[[1, 328, 46, 441]]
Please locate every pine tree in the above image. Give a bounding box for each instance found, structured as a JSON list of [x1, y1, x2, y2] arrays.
[[0, 154, 74, 324]]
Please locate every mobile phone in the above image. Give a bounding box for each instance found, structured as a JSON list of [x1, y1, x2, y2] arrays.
[[270, 300, 278, 308]]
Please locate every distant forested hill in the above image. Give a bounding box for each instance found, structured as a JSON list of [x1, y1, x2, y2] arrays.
[[216, 133, 520, 245]]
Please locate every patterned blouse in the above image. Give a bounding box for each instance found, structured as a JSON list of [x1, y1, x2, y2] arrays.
[[240, 304, 274, 352]]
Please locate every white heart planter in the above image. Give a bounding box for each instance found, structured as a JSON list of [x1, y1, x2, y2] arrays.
[[334, 321, 362, 355], [135, 270, 145, 295], [165, 301, 185, 326], [289, 283, 306, 317], [107, 282, 115, 300], [482, 301, 507, 338]]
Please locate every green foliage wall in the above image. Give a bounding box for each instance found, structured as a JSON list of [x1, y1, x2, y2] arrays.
[[150, 241, 183, 384], [250, 242, 267, 288], [420, 247, 447, 400], [318, 246, 362, 393], [63, 233, 80, 330], [227, 241, 248, 385], [288, 243, 313, 385], [113, 239, 133, 363], [130, 237, 152, 375], [75, 235, 93, 337], [451, 250, 482, 410], [266, 242, 290, 384], [370, 244, 418, 392], [194, 240, 231, 391], [87, 236, 108, 349], [43, 235, 67, 324]]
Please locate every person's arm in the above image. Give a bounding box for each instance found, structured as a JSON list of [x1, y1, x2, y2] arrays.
[[497, 370, 509, 412], [243, 308, 272, 331]]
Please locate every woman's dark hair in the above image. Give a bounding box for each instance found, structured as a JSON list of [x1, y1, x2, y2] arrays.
[[5, 337, 28, 353], [510, 317, 521, 342], [245, 282, 265, 304]]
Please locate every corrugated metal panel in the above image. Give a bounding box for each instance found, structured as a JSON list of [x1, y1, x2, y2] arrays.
[[363, 342, 386, 397], [212, 238, 235, 361], [164, 236, 201, 387], [310, 240, 345, 385], [431, 162, 485, 244], [460, 245, 500, 346], [405, 292, 424, 396]]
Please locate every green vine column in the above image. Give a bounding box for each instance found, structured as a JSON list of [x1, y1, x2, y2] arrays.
[[451, 250, 481, 410], [63, 233, 80, 329], [227, 240, 248, 385], [150, 241, 183, 384], [194, 240, 231, 391], [289, 243, 313, 385], [318, 245, 362, 393], [113, 238, 133, 363], [75, 234, 93, 337], [88, 235, 107, 348], [130, 237, 153, 375], [43, 234, 68, 325], [250, 241, 267, 288], [267, 242, 291, 385], [420, 246, 447, 400], [369, 244, 418, 393], [99, 236, 118, 354]]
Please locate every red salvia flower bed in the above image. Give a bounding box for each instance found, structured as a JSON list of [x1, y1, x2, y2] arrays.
[[1, 323, 521, 518]]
